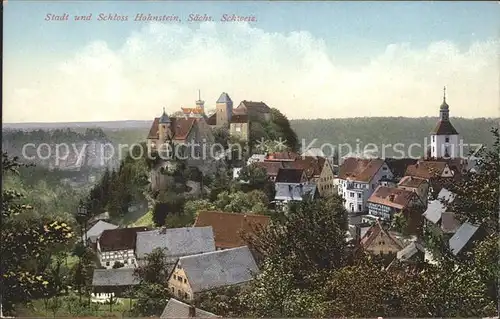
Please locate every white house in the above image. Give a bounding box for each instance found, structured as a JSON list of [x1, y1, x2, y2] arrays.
[[336, 158, 393, 214], [97, 227, 148, 269], [429, 88, 460, 159]]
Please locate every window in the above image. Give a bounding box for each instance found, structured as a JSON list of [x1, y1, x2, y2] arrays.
[[432, 135, 435, 142], [358, 204, 362, 211], [124, 259, 128, 265], [177, 264, 181, 269], [350, 192, 354, 197], [184, 292, 188, 299], [235, 126, 241, 132], [178, 276, 183, 282], [432, 146, 435, 154], [382, 166, 387, 170], [357, 193, 361, 199], [171, 287, 175, 293], [183, 278, 187, 284], [106, 262, 110, 266], [445, 136, 450, 143], [173, 275, 177, 280]]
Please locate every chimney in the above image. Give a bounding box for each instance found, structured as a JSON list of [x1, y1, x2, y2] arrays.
[[189, 305, 196, 317]]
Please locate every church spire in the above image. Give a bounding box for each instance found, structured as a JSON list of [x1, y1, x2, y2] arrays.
[[443, 86, 446, 103]]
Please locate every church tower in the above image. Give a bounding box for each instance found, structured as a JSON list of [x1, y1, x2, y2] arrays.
[[215, 92, 233, 127], [429, 87, 459, 159]]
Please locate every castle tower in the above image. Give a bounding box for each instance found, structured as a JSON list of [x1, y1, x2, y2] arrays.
[[215, 92, 233, 127], [429, 87, 459, 159], [195, 90, 205, 113], [158, 107, 171, 143]]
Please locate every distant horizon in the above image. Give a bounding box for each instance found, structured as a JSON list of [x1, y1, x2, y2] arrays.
[[2, 115, 499, 127]]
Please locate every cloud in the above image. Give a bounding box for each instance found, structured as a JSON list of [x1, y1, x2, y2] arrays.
[[4, 22, 499, 122]]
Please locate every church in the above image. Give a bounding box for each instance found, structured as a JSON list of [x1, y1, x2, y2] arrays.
[[428, 87, 460, 160]]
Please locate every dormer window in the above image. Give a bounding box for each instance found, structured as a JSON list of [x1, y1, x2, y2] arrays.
[[445, 136, 450, 143]]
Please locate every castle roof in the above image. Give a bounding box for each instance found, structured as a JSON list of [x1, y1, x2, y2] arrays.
[[160, 108, 171, 123], [147, 117, 197, 141], [217, 92, 232, 104]]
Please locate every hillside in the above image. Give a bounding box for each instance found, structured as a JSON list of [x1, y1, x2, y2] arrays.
[[290, 117, 498, 157]]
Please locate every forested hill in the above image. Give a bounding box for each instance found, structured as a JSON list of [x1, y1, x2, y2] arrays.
[[290, 117, 498, 157]]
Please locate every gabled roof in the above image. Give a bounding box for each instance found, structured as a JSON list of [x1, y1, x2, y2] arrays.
[[338, 158, 386, 182], [85, 220, 118, 240], [398, 176, 427, 189], [92, 268, 139, 287], [135, 227, 216, 261], [367, 186, 422, 210], [449, 222, 480, 256], [237, 100, 271, 113], [206, 113, 216, 126], [98, 227, 149, 252], [175, 246, 259, 293], [254, 161, 284, 176], [385, 158, 419, 178], [194, 211, 270, 249], [181, 107, 204, 115], [230, 114, 248, 124], [274, 183, 317, 201], [405, 160, 450, 179], [147, 117, 197, 141], [423, 188, 456, 224], [360, 220, 404, 250], [431, 120, 459, 135], [160, 298, 218, 318], [441, 212, 461, 234], [284, 156, 326, 178], [265, 151, 300, 161], [216, 92, 232, 104], [275, 168, 305, 183], [397, 242, 425, 261]]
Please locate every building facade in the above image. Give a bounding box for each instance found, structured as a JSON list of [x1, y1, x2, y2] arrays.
[[336, 158, 393, 213]]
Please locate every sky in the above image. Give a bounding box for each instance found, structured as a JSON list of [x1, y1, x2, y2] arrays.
[[3, 1, 500, 122]]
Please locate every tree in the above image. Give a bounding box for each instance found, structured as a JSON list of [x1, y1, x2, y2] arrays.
[[237, 163, 275, 199], [183, 199, 216, 219], [270, 108, 299, 152], [130, 248, 172, 316], [245, 195, 348, 293], [1, 152, 73, 314], [214, 190, 269, 214], [438, 127, 500, 311], [153, 193, 186, 227]]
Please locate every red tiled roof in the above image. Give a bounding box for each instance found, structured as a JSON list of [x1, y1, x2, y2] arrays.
[[360, 219, 403, 250], [181, 107, 204, 114], [254, 161, 283, 177], [338, 158, 385, 182], [99, 227, 149, 252], [398, 176, 427, 188], [147, 117, 196, 141], [404, 160, 448, 179], [194, 211, 270, 249], [265, 151, 300, 161], [368, 186, 420, 210], [431, 120, 459, 135], [230, 114, 248, 124]]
